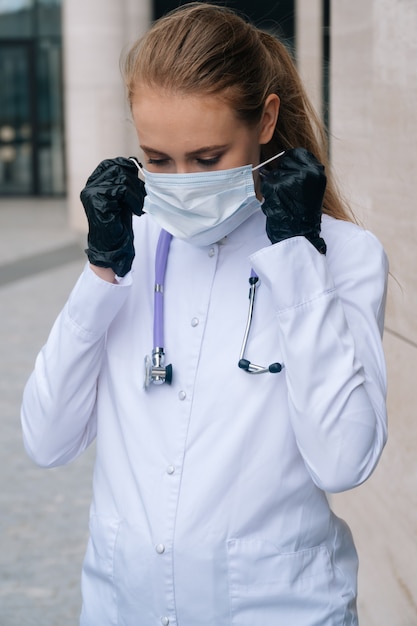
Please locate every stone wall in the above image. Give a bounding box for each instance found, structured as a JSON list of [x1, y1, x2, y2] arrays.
[[328, 1, 417, 622]]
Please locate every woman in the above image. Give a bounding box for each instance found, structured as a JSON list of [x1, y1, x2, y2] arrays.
[[21, 3, 388, 624]]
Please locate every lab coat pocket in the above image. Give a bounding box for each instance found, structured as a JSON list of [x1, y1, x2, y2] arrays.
[[81, 518, 156, 626], [113, 521, 159, 625], [227, 537, 347, 625], [80, 515, 120, 625]]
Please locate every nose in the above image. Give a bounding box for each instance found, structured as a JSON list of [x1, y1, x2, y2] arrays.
[[175, 163, 199, 174]]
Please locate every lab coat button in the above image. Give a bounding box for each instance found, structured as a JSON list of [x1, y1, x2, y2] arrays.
[[155, 543, 165, 554], [178, 390, 186, 400], [166, 465, 175, 475], [161, 618, 170, 626], [208, 247, 215, 257], [191, 317, 199, 327]]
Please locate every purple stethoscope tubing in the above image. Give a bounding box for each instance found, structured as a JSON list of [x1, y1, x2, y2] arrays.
[[153, 229, 173, 349]]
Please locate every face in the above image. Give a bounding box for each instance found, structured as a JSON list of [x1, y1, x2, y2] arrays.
[[131, 87, 279, 195]]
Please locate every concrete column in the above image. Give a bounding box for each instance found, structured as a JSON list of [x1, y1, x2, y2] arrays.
[[62, 0, 151, 231], [330, 1, 417, 623], [295, 0, 323, 117], [122, 0, 153, 156]]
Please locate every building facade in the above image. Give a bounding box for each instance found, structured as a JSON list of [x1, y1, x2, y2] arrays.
[[300, 4, 417, 623], [327, 3, 417, 624]]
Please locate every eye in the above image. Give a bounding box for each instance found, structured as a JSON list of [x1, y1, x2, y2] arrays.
[[196, 155, 222, 167], [147, 157, 170, 167]]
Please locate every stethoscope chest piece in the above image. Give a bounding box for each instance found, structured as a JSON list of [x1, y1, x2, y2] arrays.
[[144, 349, 173, 388]]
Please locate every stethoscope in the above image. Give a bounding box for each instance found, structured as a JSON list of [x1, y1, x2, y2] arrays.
[[144, 229, 283, 388]]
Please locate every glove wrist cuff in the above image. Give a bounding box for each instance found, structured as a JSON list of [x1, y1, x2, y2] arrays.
[[85, 247, 134, 277]]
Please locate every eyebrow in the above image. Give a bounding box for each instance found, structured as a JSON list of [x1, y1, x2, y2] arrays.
[[140, 144, 229, 158]]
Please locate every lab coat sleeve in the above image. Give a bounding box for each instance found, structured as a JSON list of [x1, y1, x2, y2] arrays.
[[249, 230, 388, 493], [21, 263, 132, 468]]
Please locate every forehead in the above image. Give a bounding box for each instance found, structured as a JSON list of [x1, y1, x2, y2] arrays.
[[131, 87, 246, 148]]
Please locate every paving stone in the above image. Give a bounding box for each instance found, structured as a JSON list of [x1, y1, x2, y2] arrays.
[[0, 200, 94, 626]]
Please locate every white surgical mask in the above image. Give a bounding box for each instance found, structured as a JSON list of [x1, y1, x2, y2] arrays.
[[137, 151, 285, 247]]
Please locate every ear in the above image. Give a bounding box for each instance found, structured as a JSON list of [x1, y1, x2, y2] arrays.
[[258, 94, 280, 144]]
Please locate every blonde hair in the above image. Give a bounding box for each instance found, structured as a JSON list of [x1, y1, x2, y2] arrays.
[[122, 2, 353, 222]]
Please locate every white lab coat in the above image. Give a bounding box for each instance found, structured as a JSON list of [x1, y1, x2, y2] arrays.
[[21, 210, 388, 626]]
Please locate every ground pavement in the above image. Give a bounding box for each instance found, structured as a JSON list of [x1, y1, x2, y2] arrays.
[[0, 198, 94, 625]]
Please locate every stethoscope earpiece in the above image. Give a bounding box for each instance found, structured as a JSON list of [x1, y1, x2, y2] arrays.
[[268, 362, 283, 374], [238, 358, 283, 375]]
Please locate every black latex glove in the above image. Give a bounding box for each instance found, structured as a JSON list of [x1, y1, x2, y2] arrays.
[[80, 157, 146, 277], [260, 147, 327, 254]]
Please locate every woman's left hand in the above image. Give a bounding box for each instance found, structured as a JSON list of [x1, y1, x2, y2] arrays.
[[260, 147, 327, 254]]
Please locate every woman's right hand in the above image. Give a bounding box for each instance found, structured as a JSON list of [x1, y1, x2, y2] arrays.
[[80, 157, 146, 278]]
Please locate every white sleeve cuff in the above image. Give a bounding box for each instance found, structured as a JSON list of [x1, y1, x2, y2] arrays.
[[65, 263, 132, 339]]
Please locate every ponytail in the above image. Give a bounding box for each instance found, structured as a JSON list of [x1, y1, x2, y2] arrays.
[[258, 31, 353, 221]]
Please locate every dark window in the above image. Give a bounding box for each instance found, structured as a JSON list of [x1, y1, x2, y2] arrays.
[[0, 0, 64, 196], [322, 0, 331, 132], [153, 1, 295, 48]]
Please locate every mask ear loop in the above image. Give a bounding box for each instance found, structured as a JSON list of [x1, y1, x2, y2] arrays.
[[129, 156, 146, 181], [252, 150, 286, 172]]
